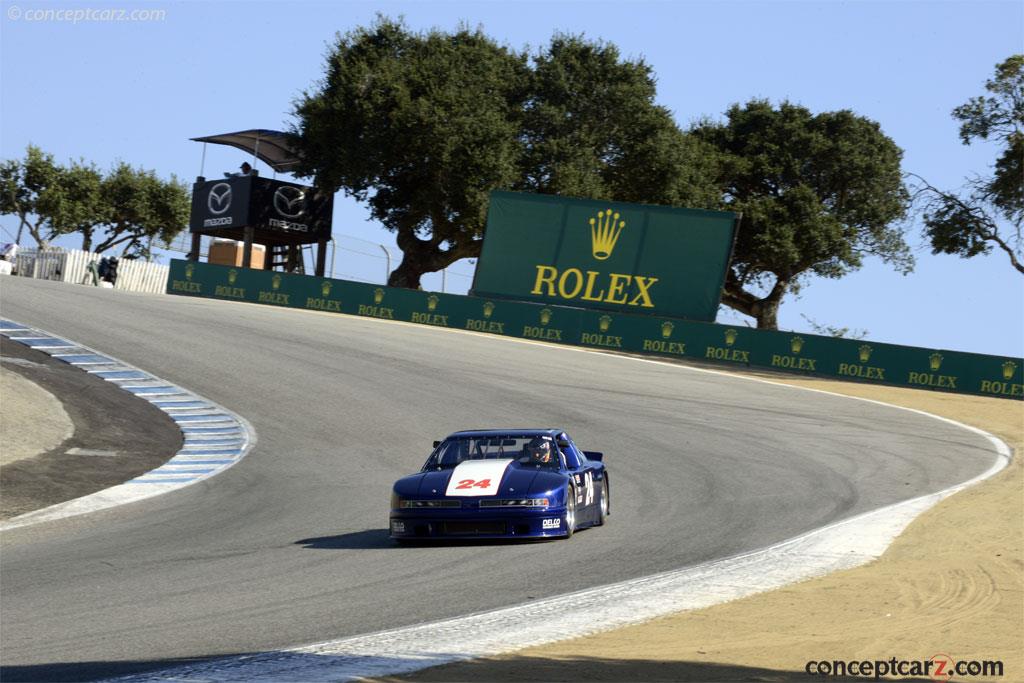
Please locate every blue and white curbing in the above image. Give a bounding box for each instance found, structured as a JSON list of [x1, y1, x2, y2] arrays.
[[0, 318, 256, 530]]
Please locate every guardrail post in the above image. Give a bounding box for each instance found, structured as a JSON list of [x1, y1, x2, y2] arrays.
[[379, 244, 391, 283]]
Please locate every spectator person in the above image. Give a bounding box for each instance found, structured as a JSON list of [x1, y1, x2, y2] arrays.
[[104, 256, 119, 285], [224, 162, 254, 178], [84, 259, 100, 285]]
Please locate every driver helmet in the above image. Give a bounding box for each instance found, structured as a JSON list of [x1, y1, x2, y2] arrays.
[[526, 437, 553, 463]]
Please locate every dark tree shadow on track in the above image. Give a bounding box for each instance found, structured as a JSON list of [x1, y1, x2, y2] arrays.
[[0, 654, 943, 682], [0, 656, 224, 682]]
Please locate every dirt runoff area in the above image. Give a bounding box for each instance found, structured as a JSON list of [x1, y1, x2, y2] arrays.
[[0, 366, 73, 467], [382, 377, 1023, 683], [0, 340, 182, 520]]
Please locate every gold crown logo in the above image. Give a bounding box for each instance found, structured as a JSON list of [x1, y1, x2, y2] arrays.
[[271, 273, 282, 290], [540, 308, 552, 325], [228, 269, 238, 285], [859, 344, 872, 363], [589, 209, 625, 260], [599, 315, 612, 332], [373, 288, 385, 304], [483, 302, 495, 319], [724, 329, 738, 346], [790, 336, 804, 354], [661, 321, 674, 339], [929, 353, 943, 371], [1003, 360, 1018, 380], [184, 263, 194, 280], [427, 294, 439, 312], [321, 281, 332, 297]]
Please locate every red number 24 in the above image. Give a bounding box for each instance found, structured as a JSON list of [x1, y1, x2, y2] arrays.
[[455, 478, 492, 489]]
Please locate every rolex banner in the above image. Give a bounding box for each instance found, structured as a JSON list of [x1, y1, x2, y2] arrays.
[[470, 191, 740, 321]]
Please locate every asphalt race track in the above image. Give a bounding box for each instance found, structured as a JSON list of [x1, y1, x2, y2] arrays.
[[0, 277, 1000, 681]]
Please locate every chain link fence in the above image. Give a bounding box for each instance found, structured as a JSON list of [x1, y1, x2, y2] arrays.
[[164, 231, 476, 293]]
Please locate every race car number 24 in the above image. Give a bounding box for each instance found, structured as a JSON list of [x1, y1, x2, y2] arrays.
[[455, 478, 492, 489]]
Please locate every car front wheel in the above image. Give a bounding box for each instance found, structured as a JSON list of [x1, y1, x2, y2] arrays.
[[564, 485, 576, 539], [596, 476, 609, 525]]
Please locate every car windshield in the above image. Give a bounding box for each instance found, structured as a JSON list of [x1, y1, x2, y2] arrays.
[[424, 436, 561, 470]]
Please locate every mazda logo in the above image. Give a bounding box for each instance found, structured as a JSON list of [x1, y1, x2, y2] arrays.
[[273, 186, 306, 218], [207, 183, 232, 215]]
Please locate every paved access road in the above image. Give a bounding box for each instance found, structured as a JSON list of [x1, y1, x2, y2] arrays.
[[0, 277, 999, 681]]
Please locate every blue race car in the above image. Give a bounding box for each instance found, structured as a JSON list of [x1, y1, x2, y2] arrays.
[[389, 429, 609, 541]]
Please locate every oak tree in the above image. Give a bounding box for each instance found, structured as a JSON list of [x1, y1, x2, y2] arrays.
[[291, 19, 717, 288], [692, 100, 912, 329], [93, 161, 190, 258], [917, 55, 1024, 274], [0, 145, 98, 249], [0, 146, 188, 257]]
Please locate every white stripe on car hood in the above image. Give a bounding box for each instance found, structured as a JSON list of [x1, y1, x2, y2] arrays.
[[445, 458, 514, 496]]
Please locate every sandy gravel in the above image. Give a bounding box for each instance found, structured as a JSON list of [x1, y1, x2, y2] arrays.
[[385, 377, 1023, 682], [0, 367, 73, 467]]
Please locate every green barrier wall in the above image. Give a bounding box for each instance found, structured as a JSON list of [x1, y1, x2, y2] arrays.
[[168, 260, 1023, 400]]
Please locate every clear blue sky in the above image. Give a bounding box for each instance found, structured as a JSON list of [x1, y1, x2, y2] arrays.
[[2, 1, 1022, 357]]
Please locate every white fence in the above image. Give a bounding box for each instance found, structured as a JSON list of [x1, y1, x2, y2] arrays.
[[10, 249, 169, 294]]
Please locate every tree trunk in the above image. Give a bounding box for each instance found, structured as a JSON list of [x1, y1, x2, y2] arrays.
[[387, 257, 426, 289], [986, 231, 1024, 275], [754, 290, 782, 329], [81, 231, 93, 252], [721, 273, 789, 330], [24, 217, 47, 249], [387, 226, 481, 289], [15, 213, 29, 246], [94, 233, 135, 254]]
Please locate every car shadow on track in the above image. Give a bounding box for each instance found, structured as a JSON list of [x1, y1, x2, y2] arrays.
[[294, 529, 556, 550], [294, 529, 395, 549]]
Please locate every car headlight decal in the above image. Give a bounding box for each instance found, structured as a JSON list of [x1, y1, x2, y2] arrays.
[[398, 500, 461, 508], [478, 498, 550, 508]]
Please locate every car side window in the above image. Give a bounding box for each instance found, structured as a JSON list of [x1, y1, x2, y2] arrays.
[[559, 433, 582, 469]]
